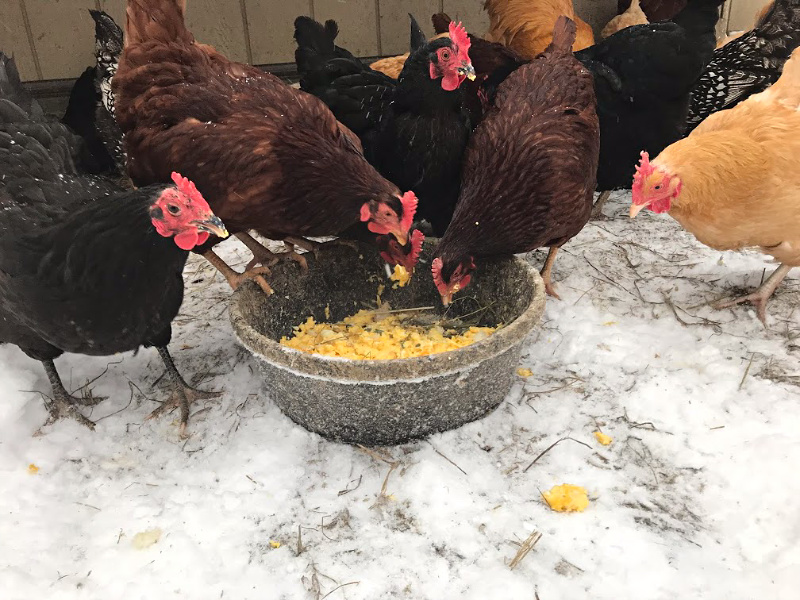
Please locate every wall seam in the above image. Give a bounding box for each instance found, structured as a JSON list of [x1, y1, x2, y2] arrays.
[[374, 0, 382, 56], [309, 0, 315, 20], [18, 0, 42, 80], [239, 0, 254, 64]]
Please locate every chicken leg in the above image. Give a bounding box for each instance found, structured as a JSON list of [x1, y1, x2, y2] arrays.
[[285, 236, 359, 258], [40, 359, 101, 430], [147, 346, 221, 438], [540, 247, 562, 299], [712, 264, 793, 325], [591, 190, 611, 220], [202, 249, 273, 295]]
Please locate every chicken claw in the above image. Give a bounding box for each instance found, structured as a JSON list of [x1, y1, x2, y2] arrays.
[[202, 250, 273, 295], [147, 346, 221, 438], [712, 264, 792, 326], [39, 359, 97, 430]]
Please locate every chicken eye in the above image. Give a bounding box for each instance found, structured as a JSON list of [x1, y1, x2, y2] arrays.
[[441, 49, 451, 60], [167, 204, 181, 215], [654, 185, 662, 191]]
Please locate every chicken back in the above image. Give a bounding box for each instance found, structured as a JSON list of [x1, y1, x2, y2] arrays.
[[432, 17, 599, 304]]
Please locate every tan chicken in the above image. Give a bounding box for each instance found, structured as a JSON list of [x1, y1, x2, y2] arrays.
[[602, 0, 649, 38], [483, 0, 595, 58], [629, 48, 800, 324], [716, 0, 774, 48], [370, 32, 450, 79]]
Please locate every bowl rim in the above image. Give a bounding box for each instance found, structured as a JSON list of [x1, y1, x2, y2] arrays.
[[229, 255, 545, 382]]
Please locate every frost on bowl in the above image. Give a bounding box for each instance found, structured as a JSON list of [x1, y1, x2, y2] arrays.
[[229, 240, 545, 446]]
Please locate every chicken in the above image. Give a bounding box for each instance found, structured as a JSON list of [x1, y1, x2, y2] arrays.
[[618, 0, 687, 21], [575, 0, 722, 214], [602, 0, 649, 39], [61, 10, 126, 176], [370, 31, 450, 79], [483, 0, 595, 59], [0, 53, 228, 432], [687, 0, 800, 132], [295, 15, 475, 236], [629, 48, 800, 324], [716, 0, 775, 47], [432, 17, 599, 303], [114, 0, 418, 295]]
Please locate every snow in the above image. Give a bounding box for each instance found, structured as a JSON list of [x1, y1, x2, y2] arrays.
[[1, 192, 799, 600]]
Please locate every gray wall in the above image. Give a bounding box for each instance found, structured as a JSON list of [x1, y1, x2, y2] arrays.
[[4, 0, 764, 83]]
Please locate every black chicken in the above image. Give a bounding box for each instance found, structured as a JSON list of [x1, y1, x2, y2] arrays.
[[0, 54, 227, 432], [294, 15, 476, 236], [687, 0, 800, 132]]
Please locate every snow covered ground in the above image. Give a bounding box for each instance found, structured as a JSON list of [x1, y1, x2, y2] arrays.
[[1, 192, 799, 600]]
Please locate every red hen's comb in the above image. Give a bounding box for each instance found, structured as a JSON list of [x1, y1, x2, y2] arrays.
[[399, 191, 418, 233], [631, 151, 653, 199], [408, 229, 425, 266], [449, 21, 471, 59], [171, 172, 211, 211], [431, 257, 445, 289]]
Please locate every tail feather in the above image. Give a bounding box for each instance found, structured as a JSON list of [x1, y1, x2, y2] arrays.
[[0, 53, 42, 120], [125, 0, 192, 46], [294, 17, 339, 60], [764, 47, 800, 106], [547, 16, 577, 54], [431, 13, 452, 35], [671, 0, 724, 56]]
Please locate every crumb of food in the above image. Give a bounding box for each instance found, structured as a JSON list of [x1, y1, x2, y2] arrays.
[[517, 367, 533, 377], [390, 265, 411, 288], [594, 431, 612, 446], [542, 484, 589, 512], [324, 304, 331, 320], [28, 463, 39, 475], [269, 540, 281, 549], [132, 528, 162, 549], [281, 309, 497, 359], [603, 321, 617, 326], [376, 284, 385, 306]]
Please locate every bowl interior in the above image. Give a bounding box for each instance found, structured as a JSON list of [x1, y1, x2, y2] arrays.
[[240, 240, 536, 345]]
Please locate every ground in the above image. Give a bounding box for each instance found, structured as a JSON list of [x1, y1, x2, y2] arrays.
[[1, 193, 799, 600]]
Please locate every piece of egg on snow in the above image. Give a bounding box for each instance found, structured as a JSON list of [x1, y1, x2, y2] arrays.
[[542, 484, 589, 512], [594, 431, 612, 446], [132, 528, 163, 549]]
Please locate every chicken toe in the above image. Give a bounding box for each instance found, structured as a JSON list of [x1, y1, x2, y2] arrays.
[[40, 360, 96, 430], [712, 264, 793, 325], [147, 346, 221, 436], [202, 249, 273, 294]]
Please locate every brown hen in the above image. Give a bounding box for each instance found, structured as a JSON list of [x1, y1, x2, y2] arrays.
[[113, 0, 417, 293], [432, 17, 599, 303]]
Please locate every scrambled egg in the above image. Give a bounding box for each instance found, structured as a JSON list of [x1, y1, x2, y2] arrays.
[[542, 484, 589, 512], [132, 528, 162, 549], [517, 367, 533, 377], [390, 265, 411, 288], [281, 308, 497, 360], [28, 463, 39, 475], [594, 431, 613, 446]]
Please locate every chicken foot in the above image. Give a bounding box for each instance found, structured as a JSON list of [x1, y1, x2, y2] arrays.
[[540, 247, 562, 299], [235, 232, 282, 271], [712, 264, 793, 325], [40, 359, 100, 430], [202, 249, 273, 295], [591, 190, 611, 220], [147, 346, 221, 438], [285, 236, 360, 258]]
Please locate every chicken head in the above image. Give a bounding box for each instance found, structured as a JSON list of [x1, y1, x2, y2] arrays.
[[379, 229, 425, 273], [360, 190, 418, 245], [432, 256, 476, 306], [629, 151, 682, 217], [149, 172, 229, 250], [425, 21, 476, 91]]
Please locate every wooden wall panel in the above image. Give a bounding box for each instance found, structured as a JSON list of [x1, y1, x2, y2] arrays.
[[441, 0, 489, 36], [247, 0, 313, 64], [24, 0, 95, 80], [314, 0, 379, 56], [1, 1, 39, 80], [379, 0, 442, 56]]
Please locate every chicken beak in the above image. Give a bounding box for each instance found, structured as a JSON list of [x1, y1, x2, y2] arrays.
[[392, 229, 409, 246], [629, 203, 647, 219], [441, 292, 453, 307], [193, 215, 229, 238], [458, 62, 476, 81]]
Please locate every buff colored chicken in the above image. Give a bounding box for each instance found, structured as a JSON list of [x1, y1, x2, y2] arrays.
[[602, 0, 649, 38], [629, 48, 800, 324], [370, 31, 450, 79], [484, 0, 594, 58]]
